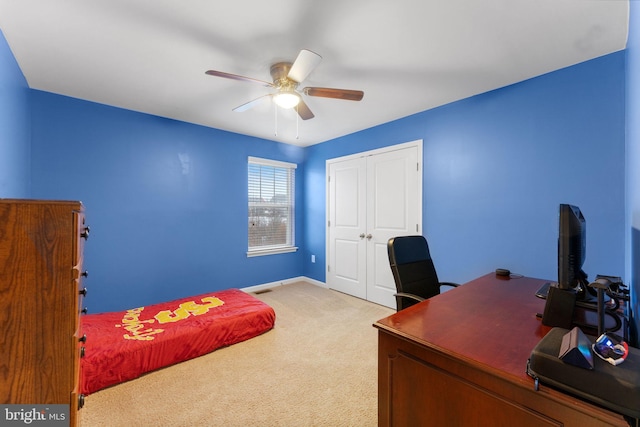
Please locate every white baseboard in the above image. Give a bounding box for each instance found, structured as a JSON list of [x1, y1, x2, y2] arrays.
[[241, 276, 327, 293]]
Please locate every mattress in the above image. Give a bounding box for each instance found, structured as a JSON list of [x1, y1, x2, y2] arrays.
[[80, 288, 275, 395]]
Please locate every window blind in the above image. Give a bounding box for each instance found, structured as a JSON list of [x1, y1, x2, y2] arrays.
[[248, 157, 296, 255]]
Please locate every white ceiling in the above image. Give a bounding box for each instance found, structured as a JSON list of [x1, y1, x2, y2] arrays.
[[0, 0, 629, 146]]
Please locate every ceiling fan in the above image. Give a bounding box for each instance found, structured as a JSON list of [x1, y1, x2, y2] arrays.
[[205, 49, 364, 120]]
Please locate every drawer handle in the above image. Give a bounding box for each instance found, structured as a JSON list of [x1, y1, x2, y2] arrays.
[[78, 394, 85, 410], [80, 347, 86, 358], [81, 270, 89, 278], [81, 307, 88, 315], [79, 334, 87, 343], [79, 288, 87, 296], [80, 226, 90, 240]]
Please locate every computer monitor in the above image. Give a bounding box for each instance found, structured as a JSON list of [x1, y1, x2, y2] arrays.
[[541, 203, 588, 329], [542, 204, 624, 332], [557, 204, 588, 291]]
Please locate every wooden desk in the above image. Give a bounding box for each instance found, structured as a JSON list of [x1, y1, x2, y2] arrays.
[[374, 273, 630, 427]]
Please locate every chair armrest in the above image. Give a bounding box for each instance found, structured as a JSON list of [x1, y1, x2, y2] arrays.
[[394, 292, 425, 303], [440, 282, 459, 289]]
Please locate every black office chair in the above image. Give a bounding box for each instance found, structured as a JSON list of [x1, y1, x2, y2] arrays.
[[387, 235, 459, 311]]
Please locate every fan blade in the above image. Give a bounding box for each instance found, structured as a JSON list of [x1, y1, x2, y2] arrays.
[[287, 49, 322, 83], [233, 94, 272, 112], [296, 99, 314, 120], [205, 70, 273, 87], [304, 87, 364, 101]]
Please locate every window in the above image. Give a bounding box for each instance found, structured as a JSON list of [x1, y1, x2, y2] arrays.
[[247, 157, 297, 256]]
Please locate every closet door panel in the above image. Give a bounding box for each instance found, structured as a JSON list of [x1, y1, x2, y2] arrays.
[[327, 157, 367, 299], [366, 146, 420, 308]]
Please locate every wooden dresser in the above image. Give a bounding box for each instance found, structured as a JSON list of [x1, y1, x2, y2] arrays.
[[0, 199, 89, 426]]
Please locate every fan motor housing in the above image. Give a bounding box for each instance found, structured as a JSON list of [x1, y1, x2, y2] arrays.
[[270, 62, 298, 90]]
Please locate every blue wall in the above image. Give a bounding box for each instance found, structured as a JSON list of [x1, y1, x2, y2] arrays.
[[627, 0, 640, 340], [3, 27, 629, 315], [0, 29, 30, 197], [30, 92, 306, 312], [305, 52, 626, 288]]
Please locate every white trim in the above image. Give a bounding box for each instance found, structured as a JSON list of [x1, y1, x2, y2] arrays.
[[298, 276, 328, 288], [240, 276, 327, 293], [246, 246, 298, 257], [324, 139, 423, 164], [248, 156, 297, 169]]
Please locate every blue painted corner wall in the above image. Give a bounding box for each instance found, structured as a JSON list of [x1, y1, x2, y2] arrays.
[[305, 52, 626, 288], [627, 0, 640, 340], [0, 29, 30, 197], [1, 22, 636, 318], [29, 93, 306, 311]]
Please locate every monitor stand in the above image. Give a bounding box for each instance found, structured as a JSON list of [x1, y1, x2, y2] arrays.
[[536, 282, 622, 334], [541, 285, 576, 329], [535, 281, 608, 307]]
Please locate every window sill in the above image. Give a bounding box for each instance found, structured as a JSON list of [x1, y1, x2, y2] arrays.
[[247, 246, 299, 257]]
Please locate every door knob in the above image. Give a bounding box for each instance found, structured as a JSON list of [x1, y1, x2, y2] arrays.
[[359, 233, 366, 239], [366, 234, 372, 240]]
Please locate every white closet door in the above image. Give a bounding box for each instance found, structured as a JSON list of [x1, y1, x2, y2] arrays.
[[327, 156, 367, 299], [365, 146, 420, 307], [327, 141, 422, 308]]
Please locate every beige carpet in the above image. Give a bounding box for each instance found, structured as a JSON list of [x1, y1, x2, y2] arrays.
[[80, 282, 394, 427]]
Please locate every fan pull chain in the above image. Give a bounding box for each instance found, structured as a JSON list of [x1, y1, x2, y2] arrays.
[[274, 104, 278, 136], [296, 106, 299, 139]]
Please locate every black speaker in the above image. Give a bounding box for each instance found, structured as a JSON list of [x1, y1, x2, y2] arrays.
[[559, 326, 594, 369], [542, 285, 576, 329]]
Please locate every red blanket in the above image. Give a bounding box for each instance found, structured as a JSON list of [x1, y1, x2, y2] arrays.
[[80, 289, 275, 394]]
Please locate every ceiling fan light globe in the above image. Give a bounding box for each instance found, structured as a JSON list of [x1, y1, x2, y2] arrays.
[[273, 92, 300, 109]]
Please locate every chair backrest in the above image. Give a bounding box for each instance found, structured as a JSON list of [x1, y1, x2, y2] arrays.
[[387, 235, 441, 310]]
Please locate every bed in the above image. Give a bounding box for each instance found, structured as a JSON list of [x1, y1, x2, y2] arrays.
[[80, 288, 275, 395]]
